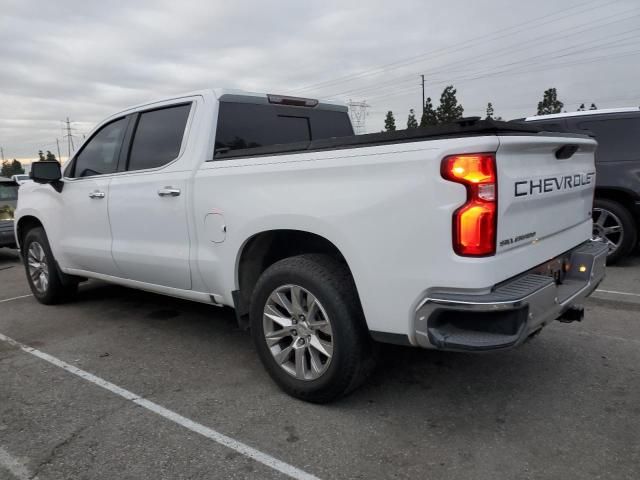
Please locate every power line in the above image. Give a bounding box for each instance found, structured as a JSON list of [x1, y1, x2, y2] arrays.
[[291, 0, 621, 94], [325, 9, 640, 100]]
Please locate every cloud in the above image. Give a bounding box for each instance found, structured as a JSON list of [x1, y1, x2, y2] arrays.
[[1, 0, 639, 161]]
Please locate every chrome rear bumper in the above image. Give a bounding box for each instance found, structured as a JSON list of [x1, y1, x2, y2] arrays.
[[414, 240, 608, 351]]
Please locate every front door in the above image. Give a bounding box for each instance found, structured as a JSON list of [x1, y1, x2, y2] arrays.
[[58, 116, 129, 276]]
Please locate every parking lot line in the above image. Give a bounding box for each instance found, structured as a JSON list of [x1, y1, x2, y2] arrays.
[[0, 294, 32, 304], [595, 289, 640, 298], [0, 447, 32, 480], [0, 332, 322, 480]]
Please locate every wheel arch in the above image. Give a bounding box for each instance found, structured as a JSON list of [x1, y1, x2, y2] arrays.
[[15, 215, 44, 252], [232, 229, 360, 329]]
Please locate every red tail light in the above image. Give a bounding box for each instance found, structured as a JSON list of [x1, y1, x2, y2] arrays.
[[441, 153, 497, 256]]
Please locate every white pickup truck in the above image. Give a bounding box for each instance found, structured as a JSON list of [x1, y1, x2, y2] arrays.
[[16, 89, 607, 402]]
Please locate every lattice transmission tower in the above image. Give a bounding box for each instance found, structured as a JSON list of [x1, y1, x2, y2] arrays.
[[347, 100, 370, 134]]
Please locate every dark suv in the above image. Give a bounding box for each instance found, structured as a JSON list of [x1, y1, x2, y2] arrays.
[[0, 177, 19, 248], [519, 108, 640, 263]]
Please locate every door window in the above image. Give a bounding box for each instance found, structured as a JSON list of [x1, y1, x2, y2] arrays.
[[72, 118, 127, 178], [127, 104, 191, 171]]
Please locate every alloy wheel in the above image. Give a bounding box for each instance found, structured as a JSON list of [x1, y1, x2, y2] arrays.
[[592, 207, 624, 255], [27, 241, 49, 294], [263, 284, 334, 381]]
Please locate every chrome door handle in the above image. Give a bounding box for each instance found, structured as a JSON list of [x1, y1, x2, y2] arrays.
[[157, 187, 181, 197], [88, 191, 105, 199]]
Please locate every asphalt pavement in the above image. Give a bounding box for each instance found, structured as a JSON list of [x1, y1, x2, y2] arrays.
[[1, 248, 639, 480]]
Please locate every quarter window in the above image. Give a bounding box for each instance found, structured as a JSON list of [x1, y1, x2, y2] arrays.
[[127, 104, 191, 171], [577, 118, 640, 162], [72, 118, 127, 178]]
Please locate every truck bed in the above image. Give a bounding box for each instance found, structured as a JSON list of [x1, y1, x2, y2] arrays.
[[213, 118, 590, 160]]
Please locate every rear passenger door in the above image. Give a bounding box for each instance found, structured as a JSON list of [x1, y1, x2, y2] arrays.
[[108, 101, 194, 290]]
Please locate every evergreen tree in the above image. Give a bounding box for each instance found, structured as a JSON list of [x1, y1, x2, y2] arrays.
[[578, 103, 586, 111], [485, 102, 494, 119], [590, 103, 598, 110], [37, 150, 46, 162], [420, 97, 438, 127], [536, 88, 564, 115], [384, 111, 396, 132], [1, 159, 24, 177], [436, 85, 464, 124], [407, 109, 418, 129], [45, 151, 58, 163], [11, 159, 24, 175]]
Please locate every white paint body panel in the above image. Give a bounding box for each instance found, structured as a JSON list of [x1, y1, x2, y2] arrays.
[[15, 89, 598, 346]]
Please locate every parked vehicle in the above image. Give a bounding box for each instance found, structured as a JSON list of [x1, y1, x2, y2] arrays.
[[15, 89, 607, 402], [0, 177, 19, 248], [12, 174, 31, 185], [519, 108, 640, 263]]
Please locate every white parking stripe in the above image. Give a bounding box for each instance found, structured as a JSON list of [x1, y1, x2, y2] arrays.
[[595, 289, 640, 298], [0, 294, 32, 304], [0, 333, 322, 480], [0, 447, 32, 480]]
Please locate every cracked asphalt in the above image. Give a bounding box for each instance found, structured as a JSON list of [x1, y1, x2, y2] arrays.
[[1, 248, 639, 479]]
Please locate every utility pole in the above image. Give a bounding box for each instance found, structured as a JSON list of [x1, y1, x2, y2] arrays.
[[64, 117, 75, 159], [421, 74, 425, 115], [56, 138, 62, 162]]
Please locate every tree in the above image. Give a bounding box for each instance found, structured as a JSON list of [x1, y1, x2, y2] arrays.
[[37, 150, 46, 162], [436, 85, 464, 124], [407, 109, 418, 129], [578, 103, 586, 111], [384, 111, 396, 132], [45, 151, 58, 163], [485, 102, 494, 119], [590, 103, 598, 110], [420, 97, 438, 127], [1, 159, 24, 177], [536, 88, 564, 115]]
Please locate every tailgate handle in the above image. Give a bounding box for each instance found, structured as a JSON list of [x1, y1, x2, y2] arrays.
[[555, 145, 579, 160]]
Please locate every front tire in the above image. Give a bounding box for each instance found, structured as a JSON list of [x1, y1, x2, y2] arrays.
[[22, 227, 78, 304], [592, 198, 637, 264], [250, 254, 374, 403]]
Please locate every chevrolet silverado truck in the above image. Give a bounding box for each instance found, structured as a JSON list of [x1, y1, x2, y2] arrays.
[[15, 89, 607, 402]]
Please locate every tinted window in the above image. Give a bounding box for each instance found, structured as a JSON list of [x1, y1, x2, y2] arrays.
[[0, 183, 18, 201], [214, 102, 353, 155], [128, 104, 191, 171], [73, 118, 127, 178], [577, 118, 640, 162]]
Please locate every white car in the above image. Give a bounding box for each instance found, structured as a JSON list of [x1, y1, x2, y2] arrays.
[[11, 174, 31, 185], [15, 89, 607, 402]]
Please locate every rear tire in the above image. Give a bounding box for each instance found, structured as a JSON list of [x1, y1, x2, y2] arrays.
[[22, 227, 78, 304], [250, 254, 374, 403], [592, 198, 637, 264]]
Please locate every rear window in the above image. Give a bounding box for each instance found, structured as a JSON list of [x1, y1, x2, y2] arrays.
[[214, 102, 353, 156], [0, 183, 18, 201], [576, 117, 640, 162]]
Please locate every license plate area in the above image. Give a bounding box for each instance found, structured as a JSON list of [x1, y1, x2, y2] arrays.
[[531, 254, 572, 285]]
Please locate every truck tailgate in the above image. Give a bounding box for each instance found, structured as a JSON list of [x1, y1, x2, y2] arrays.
[[496, 134, 597, 256]]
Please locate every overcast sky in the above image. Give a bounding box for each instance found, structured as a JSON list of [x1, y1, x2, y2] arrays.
[[1, 0, 639, 164]]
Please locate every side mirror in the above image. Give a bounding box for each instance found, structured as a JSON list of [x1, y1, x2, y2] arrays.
[[30, 161, 63, 192], [31, 161, 62, 183]]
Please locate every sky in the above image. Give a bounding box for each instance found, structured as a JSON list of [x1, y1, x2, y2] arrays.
[[1, 0, 639, 164]]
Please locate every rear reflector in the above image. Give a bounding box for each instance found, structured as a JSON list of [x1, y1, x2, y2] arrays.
[[267, 94, 319, 107], [442, 153, 497, 256]]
